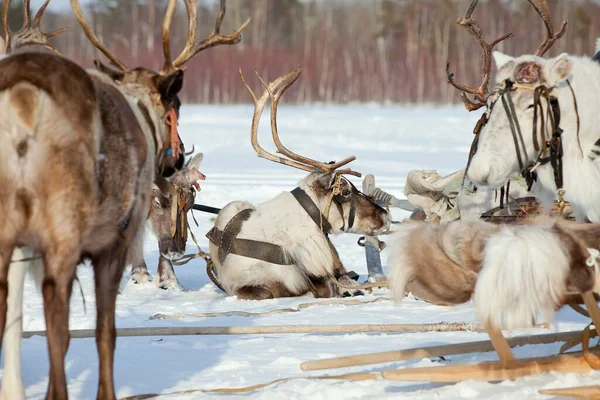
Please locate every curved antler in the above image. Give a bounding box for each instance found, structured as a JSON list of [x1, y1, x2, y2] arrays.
[[162, 0, 250, 75], [256, 72, 360, 177], [3, 0, 68, 54], [70, 0, 127, 71], [526, 0, 567, 57], [240, 68, 360, 177], [239, 68, 314, 173], [446, 0, 513, 111]]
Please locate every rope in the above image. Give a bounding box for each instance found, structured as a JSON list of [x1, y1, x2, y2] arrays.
[[148, 297, 389, 320]]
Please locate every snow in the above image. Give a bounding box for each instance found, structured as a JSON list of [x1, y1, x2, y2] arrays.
[[9, 105, 600, 399]]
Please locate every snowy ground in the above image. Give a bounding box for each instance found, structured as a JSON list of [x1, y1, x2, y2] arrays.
[[11, 105, 600, 399]]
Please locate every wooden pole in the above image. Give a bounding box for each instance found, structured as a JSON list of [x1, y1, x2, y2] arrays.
[[539, 385, 600, 399], [23, 322, 491, 339], [381, 349, 599, 382], [301, 329, 572, 371], [485, 323, 516, 365], [582, 292, 600, 335]]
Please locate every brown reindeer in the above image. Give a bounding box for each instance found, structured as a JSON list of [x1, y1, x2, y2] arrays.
[[0, 1, 248, 399], [130, 153, 206, 290]]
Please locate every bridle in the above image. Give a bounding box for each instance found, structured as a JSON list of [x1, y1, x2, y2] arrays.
[[465, 78, 567, 213]]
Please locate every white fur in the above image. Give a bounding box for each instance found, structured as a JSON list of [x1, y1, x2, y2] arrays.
[[474, 221, 570, 329], [467, 51, 600, 223], [211, 174, 389, 296], [387, 222, 423, 302]]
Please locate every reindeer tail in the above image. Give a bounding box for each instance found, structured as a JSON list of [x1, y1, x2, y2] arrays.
[[474, 221, 570, 330]]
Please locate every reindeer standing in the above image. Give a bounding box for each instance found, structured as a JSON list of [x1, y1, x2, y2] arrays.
[[447, 0, 600, 224], [207, 70, 390, 300], [130, 153, 206, 290], [0, 1, 248, 399]]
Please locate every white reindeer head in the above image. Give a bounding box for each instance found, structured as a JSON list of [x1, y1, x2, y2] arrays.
[[447, 0, 568, 189], [467, 52, 573, 188]]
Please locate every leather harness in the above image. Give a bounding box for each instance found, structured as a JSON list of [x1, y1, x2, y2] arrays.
[[205, 181, 375, 266]]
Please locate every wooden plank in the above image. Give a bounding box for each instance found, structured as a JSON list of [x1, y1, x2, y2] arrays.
[[583, 292, 600, 336], [539, 385, 600, 399], [301, 329, 578, 371], [381, 350, 598, 382], [362, 174, 385, 281], [23, 322, 492, 339]]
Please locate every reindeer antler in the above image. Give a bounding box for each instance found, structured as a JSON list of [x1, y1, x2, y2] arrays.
[[71, 0, 127, 71], [526, 0, 567, 57], [447, 0, 513, 111], [3, 0, 68, 54], [240, 68, 360, 178], [162, 0, 250, 75]]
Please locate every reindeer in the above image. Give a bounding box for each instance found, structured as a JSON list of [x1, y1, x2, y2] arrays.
[[447, 1, 600, 223], [130, 153, 206, 290], [207, 70, 390, 300], [0, 1, 248, 399]]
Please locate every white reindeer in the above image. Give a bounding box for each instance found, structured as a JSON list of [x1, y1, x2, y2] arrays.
[[208, 69, 390, 300], [450, 1, 600, 223]]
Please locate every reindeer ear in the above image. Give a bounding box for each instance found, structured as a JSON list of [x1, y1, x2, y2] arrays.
[[548, 53, 572, 85], [94, 60, 125, 81], [157, 70, 184, 103], [187, 153, 204, 170], [493, 51, 515, 70]]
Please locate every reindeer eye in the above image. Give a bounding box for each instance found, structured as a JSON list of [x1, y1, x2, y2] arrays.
[[527, 104, 534, 109], [341, 188, 352, 197]]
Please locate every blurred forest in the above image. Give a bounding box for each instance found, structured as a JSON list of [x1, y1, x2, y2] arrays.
[[3, 0, 600, 104]]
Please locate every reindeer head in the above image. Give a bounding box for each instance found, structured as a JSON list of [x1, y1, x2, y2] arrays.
[[150, 153, 205, 259], [240, 69, 390, 236], [446, 0, 568, 189], [71, 0, 249, 177]]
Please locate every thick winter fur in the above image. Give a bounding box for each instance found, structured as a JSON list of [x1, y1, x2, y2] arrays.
[[474, 218, 599, 329], [0, 51, 184, 399], [130, 153, 205, 289], [467, 48, 600, 222], [210, 173, 390, 299], [387, 220, 500, 305]]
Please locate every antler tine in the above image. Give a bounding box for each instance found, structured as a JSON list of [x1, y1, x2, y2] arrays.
[[239, 68, 314, 174], [526, 0, 567, 57], [447, 0, 513, 111], [161, 0, 178, 74], [70, 0, 127, 71], [8, 0, 68, 54], [3, 0, 11, 50], [256, 70, 360, 177], [170, 0, 250, 71]]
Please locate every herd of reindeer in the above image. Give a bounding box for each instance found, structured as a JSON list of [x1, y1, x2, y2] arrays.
[[0, 0, 600, 398]]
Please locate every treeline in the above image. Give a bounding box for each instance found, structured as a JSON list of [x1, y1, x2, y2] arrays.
[[4, 0, 600, 104]]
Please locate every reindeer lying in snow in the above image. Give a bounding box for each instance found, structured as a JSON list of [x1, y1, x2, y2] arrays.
[[130, 153, 206, 290], [207, 70, 390, 300]]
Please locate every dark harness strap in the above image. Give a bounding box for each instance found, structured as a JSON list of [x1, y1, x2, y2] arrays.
[[291, 187, 332, 234], [205, 209, 294, 265]]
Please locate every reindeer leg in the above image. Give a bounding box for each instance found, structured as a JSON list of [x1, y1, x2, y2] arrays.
[[156, 255, 180, 290], [42, 246, 78, 400], [93, 248, 127, 400], [0, 242, 14, 362]]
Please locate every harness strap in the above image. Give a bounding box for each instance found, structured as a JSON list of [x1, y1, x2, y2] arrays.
[[291, 187, 332, 234], [205, 209, 294, 266]]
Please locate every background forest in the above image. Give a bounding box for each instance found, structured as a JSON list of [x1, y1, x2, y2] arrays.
[[4, 0, 599, 104]]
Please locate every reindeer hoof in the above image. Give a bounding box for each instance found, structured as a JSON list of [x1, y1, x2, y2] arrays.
[[157, 278, 181, 291], [130, 271, 151, 284]]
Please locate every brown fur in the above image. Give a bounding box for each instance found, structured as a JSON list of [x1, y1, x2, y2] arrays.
[[0, 50, 184, 399]]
